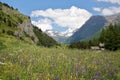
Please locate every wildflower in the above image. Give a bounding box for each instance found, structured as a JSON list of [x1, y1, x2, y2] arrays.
[[0, 62, 6, 65], [39, 73, 44, 79], [96, 61, 100, 65], [50, 72, 52, 75], [76, 72, 78, 77], [75, 64, 78, 68], [70, 68, 74, 74], [54, 76, 59, 80], [16, 76, 20, 80], [70, 75, 73, 79], [28, 72, 31, 77]]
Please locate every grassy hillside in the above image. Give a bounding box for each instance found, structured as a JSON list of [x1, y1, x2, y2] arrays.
[[0, 35, 120, 80], [0, 2, 36, 44], [0, 2, 58, 47], [33, 27, 58, 47]]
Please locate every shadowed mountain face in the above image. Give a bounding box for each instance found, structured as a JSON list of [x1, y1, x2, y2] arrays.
[[69, 16, 107, 43], [68, 13, 120, 43]]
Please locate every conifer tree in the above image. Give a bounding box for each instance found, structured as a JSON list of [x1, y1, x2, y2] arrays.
[[99, 23, 120, 51]]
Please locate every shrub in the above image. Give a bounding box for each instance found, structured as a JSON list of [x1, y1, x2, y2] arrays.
[[7, 30, 14, 36]]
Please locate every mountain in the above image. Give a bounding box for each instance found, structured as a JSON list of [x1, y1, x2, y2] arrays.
[[45, 30, 67, 43], [45, 30, 75, 43], [68, 13, 120, 43], [45, 28, 79, 43], [0, 2, 58, 47]]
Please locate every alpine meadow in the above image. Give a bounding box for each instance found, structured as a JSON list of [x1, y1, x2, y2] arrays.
[[0, 1, 120, 80]]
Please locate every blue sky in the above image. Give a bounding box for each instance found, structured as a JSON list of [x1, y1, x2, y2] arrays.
[[1, 0, 120, 37], [0, 0, 117, 15]]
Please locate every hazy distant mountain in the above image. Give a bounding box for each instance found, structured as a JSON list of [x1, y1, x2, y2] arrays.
[[68, 13, 120, 43], [45, 27, 79, 43], [45, 30, 69, 43], [105, 13, 120, 23]]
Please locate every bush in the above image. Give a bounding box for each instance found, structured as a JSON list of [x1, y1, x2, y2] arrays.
[[7, 30, 14, 36], [0, 42, 6, 50], [2, 29, 5, 33]]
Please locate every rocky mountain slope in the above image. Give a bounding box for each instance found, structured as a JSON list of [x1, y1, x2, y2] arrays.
[[0, 2, 58, 47], [68, 13, 120, 43]]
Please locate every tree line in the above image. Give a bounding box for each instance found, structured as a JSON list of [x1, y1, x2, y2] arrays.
[[69, 23, 120, 51]]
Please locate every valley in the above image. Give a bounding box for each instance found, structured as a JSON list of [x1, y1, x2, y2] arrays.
[[0, 1, 120, 80]]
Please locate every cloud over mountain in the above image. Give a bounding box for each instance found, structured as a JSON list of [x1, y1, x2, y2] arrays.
[[31, 6, 92, 37], [101, 7, 120, 15], [94, 0, 120, 15], [93, 6, 120, 15], [32, 18, 52, 32], [97, 0, 120, 4]]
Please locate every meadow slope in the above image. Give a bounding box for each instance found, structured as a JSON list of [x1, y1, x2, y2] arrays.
[[0, 35, 120, 80]]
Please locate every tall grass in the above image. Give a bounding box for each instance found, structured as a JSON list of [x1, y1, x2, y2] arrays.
[[0, 37, 120, 80]]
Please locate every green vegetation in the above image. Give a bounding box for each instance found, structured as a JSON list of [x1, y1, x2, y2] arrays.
[[69, 23, 120, 51], [0, 35, 120, 80], [69, 39, 99, 49], [33, 27, 58, 47], [0, 2, 33, 44], [99, 23, 120, 51], [0, 2, 58, 47]]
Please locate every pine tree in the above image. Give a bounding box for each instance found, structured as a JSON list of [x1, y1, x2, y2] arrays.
[[99, 23, 120, 51]]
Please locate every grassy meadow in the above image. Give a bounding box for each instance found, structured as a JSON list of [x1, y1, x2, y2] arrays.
[[0, 35, 120, 80]]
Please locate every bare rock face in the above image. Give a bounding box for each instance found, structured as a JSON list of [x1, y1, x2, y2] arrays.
[[105, 13, 120, 24], [17, 20, 38, 43]]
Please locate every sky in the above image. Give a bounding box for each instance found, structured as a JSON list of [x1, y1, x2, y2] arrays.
[[1, 0, 120, 37]]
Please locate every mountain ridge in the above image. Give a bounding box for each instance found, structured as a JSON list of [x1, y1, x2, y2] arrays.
[[68, 13, 120, 43]]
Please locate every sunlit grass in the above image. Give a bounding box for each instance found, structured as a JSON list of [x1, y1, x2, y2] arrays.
[[0, 36, 120, 80]]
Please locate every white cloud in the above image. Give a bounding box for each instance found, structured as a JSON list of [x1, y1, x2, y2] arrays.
[[94, 0, 120, 15], [102, 7, 120, 15], [31, 6, 92, 37], [31, 6, 92, 29], [93, 7, 101, 12], [93, 6, 120, 15], [102, 8, 113, 15], [97, 0, 120, 4], [32, 18, 52, 32]]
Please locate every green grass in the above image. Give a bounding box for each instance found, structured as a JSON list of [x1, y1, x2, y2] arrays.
[[0, 35, 120, 80]]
